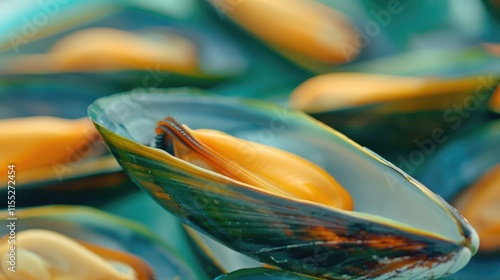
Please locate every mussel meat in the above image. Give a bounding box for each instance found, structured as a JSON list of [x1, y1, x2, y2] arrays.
[[289, 73, 493, 113], [0, 116, 101, 185], [155, 117, 353, 210]]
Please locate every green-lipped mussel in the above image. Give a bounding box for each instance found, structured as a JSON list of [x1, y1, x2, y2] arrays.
[[0, 26, 247, 83], [207, 0, 358, 72], [288, 71, 500, 163], [0, 205, 196, 280], [0, 7, 248, 88], [88, 89, 479, 279], [0, 79, 135, 206]]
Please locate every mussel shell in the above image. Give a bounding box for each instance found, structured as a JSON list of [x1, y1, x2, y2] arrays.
[[0, 205, 197, 280], [203, 0, 358, 72], [101, 189, 212, 279], [308, 83, 497, 164], [301, 47, 500, 164], [0, 9, 247, 86], [416, 119, 500, 280], [89, 89, 477, 279]]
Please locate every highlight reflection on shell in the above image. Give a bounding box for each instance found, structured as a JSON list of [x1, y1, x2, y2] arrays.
[[88, 90, 479, 279]]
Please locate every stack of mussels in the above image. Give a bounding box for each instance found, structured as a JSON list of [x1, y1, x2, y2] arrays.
[[1, 0, 499, 279]]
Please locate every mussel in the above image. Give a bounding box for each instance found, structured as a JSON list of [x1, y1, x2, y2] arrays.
[[89, 89, 478, 279], [287, 71, 499, 164], [0, 116, 100, 176], [207, 0, 358, 71], [0, 80, 134, 206], [0, 205, 197, 280], [0, 229, 155, 279], [0, 25, 247, 88]]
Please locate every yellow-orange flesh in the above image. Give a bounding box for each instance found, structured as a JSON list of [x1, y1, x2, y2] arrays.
[[156, 118, 353, 211], [5, 28, 198, 75], [453, 164, 500, 253], [289, 73, 485, 113], [0, 229, 153, 280], [0, 117, 100, 178], [210, 0, 358, 63]]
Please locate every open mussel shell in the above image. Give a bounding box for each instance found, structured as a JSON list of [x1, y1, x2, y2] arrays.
[[292, 72, 499, 164], [416, 119, 500, 280], [0, 77, 135, 206], [89, 89, 478, 279], [286, 46, 500, 163], [205, 0, 358, 72], [0, 9, 247, 88], [0, 205, 197, 279]]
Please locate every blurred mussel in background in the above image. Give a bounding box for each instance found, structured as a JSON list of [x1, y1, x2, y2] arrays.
[[1, 0, 500, 279], [0, 58, 132, 206], [0, 206, 197, 279]]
